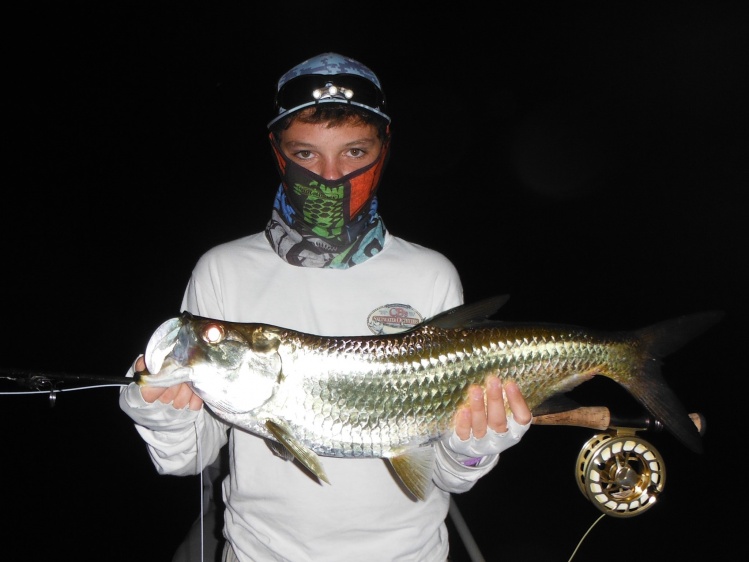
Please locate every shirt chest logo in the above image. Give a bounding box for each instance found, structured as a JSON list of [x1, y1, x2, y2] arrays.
[[367, 304, 423, 335]]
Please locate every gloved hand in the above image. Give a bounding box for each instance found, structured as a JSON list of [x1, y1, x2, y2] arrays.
[[442, 377, 532, 466], [443, 415, 531, 464]]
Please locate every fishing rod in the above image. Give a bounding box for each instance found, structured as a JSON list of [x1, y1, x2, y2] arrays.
[[1, 367, 130, 388], [2, 366, 706, 434], [533, 405, 706, 434], [3, 363, 706, 520], [0, 367, 130, 405]]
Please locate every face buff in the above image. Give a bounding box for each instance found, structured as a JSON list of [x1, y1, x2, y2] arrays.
[[265, 134, 389, 269]]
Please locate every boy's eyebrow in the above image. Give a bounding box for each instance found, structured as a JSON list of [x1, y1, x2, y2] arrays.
[[284, 137, 379, 149]]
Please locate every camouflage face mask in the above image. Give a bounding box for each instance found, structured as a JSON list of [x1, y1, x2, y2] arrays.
[[265, 134, 389, 269], [268, 133, 389, 240]]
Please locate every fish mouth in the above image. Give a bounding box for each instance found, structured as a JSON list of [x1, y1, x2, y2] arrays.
[[137, 317, 195, 388], [144, 317, 184, 374], [137, 364, 194, 388]]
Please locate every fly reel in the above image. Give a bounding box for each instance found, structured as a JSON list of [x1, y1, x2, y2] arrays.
[[575, 428, 665, 518], [534, 406, 703, 518]]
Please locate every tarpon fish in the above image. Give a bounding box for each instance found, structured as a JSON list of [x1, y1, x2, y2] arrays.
[[137, 295, 722, 500]]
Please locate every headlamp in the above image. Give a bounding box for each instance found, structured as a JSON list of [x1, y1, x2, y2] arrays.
[[269, 73, 390, 128]]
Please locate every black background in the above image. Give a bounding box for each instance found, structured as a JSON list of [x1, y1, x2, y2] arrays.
[[2, 2, 747, 560]]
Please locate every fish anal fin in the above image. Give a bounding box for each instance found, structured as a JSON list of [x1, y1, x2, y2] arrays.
[[388, 446, 436, 501], [532, 394, 584, 417], [528, 371, 597, 414], [265, 419, 330, 484]]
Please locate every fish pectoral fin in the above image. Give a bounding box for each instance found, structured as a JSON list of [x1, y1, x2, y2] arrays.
[[265, 419, 330, 485], [265, 437, 296, 462], [388, 446, 436, 501]]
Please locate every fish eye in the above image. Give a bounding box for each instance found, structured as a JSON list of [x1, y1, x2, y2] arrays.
[[202, 323, 225, 344]]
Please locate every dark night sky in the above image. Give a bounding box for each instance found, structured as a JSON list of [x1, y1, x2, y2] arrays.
[[3, 2, 748, 561]]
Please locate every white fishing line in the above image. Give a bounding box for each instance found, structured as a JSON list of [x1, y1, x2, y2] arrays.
[[567, 512, 606, 562], [195, 420, 205, 562], [0, 384, 127, 395], [3, 383, 210, 561]]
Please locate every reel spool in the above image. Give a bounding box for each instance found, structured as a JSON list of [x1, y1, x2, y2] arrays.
[[575, 428, 666, 518]]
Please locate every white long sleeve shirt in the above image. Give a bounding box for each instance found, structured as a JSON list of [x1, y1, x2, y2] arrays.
[[120, 231, 500, 562]]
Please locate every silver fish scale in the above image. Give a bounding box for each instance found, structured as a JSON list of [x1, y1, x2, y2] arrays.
[[263, 326, 627, 458]]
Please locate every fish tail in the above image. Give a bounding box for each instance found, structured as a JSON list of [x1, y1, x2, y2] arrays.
[[618, 310, 724, 454], [637, 310, 724, 359]]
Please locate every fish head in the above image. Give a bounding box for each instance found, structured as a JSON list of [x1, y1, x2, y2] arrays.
[[139, 314, 283, 414]]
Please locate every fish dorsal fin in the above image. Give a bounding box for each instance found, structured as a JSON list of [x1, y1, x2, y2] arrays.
[[265, 419, 330, 485], [424, 295, 510, 329], [388, 446, 437, 501]]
